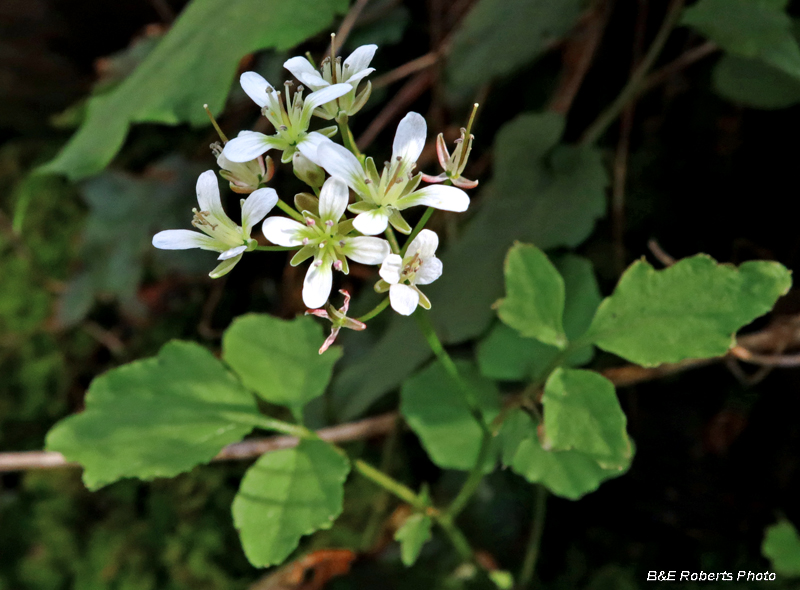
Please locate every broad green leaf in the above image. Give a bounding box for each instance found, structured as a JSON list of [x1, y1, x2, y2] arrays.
[[541, 368, 631, 469], [39, 0, 347, 180], [446, 0, 582, 89], [232, 439, 350, 567], [763, 520, 800, 577], [401, 360, 500, 471], [46, 341, 261, 490], [394, 513, 433, 567], [713, 53, 800, 110], [500, 410, 630, 500], [478, 254, 601, 381], [328, 114, 607, 420], [497, 244, 566, 348], [222, 314, 341, 409], [682, 0, 800, 78], [584, 255, 792, 367]]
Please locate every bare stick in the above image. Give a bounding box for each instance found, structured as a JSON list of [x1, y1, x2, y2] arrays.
[[372, 52, 440, 90], [334, 0, 372, 52]]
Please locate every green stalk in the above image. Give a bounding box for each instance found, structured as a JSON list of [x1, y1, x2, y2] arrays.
[[385, 225, 401, 254], [255, 245, 298, 252], [518, 486, 548, 588], [444, 429, 492, 519], [401, 207, 434, 256], [356, 297, 390, 322], [353, 458, 428, 511], [276, 199, 306, 222], [336, 113, 363, 160]]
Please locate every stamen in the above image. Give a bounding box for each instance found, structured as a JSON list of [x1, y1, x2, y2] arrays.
[[279, 125, 288, 131], [325, 220, 334, 227], [314, 260, 322, 267], [333, 260, 343, 271], [302, 238, 310, 245], [318, 241, 326, 248], [306, 218, 316, 227], [339, 240, 346, 247]]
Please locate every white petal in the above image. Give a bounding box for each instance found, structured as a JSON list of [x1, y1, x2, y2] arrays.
[[222, 131, 281, 163], [345, 67, 375, 86], [296, 132, 333, 166], [303, 262, 333, 309], [195, 170, 227, 220], [406, 228, 439, 260], [240, 71, 275, 108], [353, 208, 390, 235], [218, 245, 248, 260], [152, 229, 225, 252], [304, 83, 352, 113], [262, 217, 306, 247], [317, 141, 364, 190], [379, 253, 403, 284], [415, 256, 443, 285], [344, 45, 377, 74], [345, 237, 390, 265], [389, 284, 420, 316], [242, 188, 278, 236], [209, 254, 242, 279], [395, 185, 470, 212], [283, 56, 328, 90], [318, 177, 349, 222], [392, 112, 427, 164]]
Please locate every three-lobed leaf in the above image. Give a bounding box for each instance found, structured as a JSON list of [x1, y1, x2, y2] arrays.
[[584, 255, 792, 367], [46, 341, 262, 490], [763, 520, 800, 577], [500, 410, 631, 500], [394, 513, 433, 567], [223, 314, 341, 409], [40, 0, 348, 180], [401, 360, 500, 471], [497, 243, 566, 348], [232, 439, 350, 567], [541, 368, 631, 469]]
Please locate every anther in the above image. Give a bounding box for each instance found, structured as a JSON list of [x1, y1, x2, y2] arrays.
[[306, 218, 316, 226], [284, 80, 294, 87], [314, 260, 322, 267], [279, 125, 288, 131], [396, 156, 402, 161], [266, 86, 274, 93], [325, 220, 334, 227], [297, 85, 304, 92], [302, 238, 310, 246], [333, 260, 343, 271], [318, 241, 326, 248], [339, 240, 346, 247], [364, 178, 372, 184]]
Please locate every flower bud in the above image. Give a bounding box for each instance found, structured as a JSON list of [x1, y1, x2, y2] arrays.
[[293, 152, 326, 189]]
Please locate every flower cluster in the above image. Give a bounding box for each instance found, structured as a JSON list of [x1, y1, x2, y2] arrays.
[[153, 38, 478, 351]]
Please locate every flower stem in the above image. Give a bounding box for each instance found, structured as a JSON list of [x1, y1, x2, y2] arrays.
[[336, 113, 363, 160], [255, 245, 297, 252], [444, 429, 492, 519], [518, 485, 548, 588], [401, 207, 434, 256], [579, 0, 685, 146], [356, 297, 390, 322], [438, 517, 475, 563], [276, 199, 306, 222], [385, 225, 401, 254], [353, 458, 428, 511]]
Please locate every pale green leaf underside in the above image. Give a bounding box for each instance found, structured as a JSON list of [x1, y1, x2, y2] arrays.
[[501, 410, 631, 500], [763, 520, 800, 577], [713, 53, 800, 109], [542, 368, 631, 469], [39, 0, 348, 180], [401, 360, 500, 471], [446, 0, 582, 89], [223, 314, 341, 408], [232, 439, 350, 567], [46, 341, 261, 490], [497, 243, 566, 347], [585, 255, 792, 367], [394, 513, 433, 567]]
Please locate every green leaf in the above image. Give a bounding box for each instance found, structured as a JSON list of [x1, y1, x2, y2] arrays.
[[232, 439, 350, 567], [584, 255, 792, 367], [682, 0, 800, 78], [713, 53, 800, 109], [541, 369, 631, 469], [500, 410, 630, 500], [394, 513, 433, 567], [497, 243, 566, 348], [46, 341, 261, 490], [39, 0, 347, 180], [401, 360, 500, 471], [446, 0, 582, 89], [222, 314, 341, 409], [478, 254, 601, 381], [327, 114, 608, 421], [763, 520, 800, 577]]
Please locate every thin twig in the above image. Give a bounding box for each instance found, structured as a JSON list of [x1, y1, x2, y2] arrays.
[[372, 52, 440, 89], [148, 0, 175, 23], [729, 346, 800, 368], [647, 239, 676, 266], [642, 41, 719, 92], [0, 412, 398, 473], [334, 0, 372, 51]]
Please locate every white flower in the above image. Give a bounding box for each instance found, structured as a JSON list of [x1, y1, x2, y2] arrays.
[[211, 141, 274, 194], [314, 112, 470, 235], [376, 229, 443, 315], [262, 176, 391, 308], [421, 103, 479, 189], [222, 72, 351, 165], [284, 44, 376, 119], [152, 170, 278, 278]]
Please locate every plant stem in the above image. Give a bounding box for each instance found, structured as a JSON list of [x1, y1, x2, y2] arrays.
[[360, 416, 401, 550], [445, 429, 492, 519], [353, 458, 428, 511], [385, 225, 401, 254], [401, 207, 434, 255], [518, 486, 548, 588], [255, 245, 297, 252], [438, 518, 475, 563], [579, 0, 685, 146], [356, 297, 390, 322], [276, 199, 306, 222], [336, 113, 363, 160]]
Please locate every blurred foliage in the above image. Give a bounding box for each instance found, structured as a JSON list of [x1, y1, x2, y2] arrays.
[[3, 0, 800, 588]]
